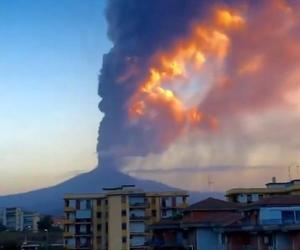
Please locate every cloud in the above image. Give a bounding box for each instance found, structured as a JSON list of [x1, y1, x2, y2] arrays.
[[123, 110, 300, 191]]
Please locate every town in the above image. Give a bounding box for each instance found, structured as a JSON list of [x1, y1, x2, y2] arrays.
[[2, 177, 300, 249]]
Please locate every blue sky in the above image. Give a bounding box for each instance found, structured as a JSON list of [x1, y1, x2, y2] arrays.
[[0, 0, 111, 194]]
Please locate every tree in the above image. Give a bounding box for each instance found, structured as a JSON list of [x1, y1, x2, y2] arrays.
[[0, 224, 6, 232], [38, 215, 53, 231]]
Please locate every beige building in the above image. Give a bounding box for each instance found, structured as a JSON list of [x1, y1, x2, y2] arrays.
[[226, 178, 300, 204], [63, 185, 188, 250]]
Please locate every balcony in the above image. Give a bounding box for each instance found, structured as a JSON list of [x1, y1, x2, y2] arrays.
[[63, 231, 75, 237], [75, 231, 92, 236], [64, 219, 75, 224], [65, 206, 76, 212], [129, 202, 148, 208], [130, 213, 148, 221], [130, 231, 146, 236]]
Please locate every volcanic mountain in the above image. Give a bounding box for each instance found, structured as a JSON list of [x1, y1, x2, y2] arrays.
[[0, 167, 222, 214]]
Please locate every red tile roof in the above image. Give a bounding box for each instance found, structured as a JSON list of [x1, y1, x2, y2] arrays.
[[249, 195, 300, 207], [182, 212, 243, 226], [186, 197, 242, 211]]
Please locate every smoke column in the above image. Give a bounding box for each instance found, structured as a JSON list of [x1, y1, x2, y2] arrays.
[[97, 0, 209, 167]]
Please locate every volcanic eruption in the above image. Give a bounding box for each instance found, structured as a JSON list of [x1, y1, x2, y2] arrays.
[[2, 0, 300, 213]]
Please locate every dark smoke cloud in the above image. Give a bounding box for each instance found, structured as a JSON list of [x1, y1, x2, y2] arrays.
[[97, 0, 281, 169], [97, 0, 212, 166]]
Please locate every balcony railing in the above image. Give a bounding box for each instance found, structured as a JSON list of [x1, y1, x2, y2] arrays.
[[75, 231, 92, 236], [130, 214, 147, 221], [129, 202, 148, 208]]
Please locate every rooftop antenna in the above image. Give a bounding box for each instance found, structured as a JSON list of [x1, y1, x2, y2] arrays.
[[207, 175, 214, 193], [288, 165, 292, 181]]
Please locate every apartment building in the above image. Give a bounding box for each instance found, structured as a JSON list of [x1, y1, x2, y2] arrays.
[[150, 197, 242, 250], [0, 207, 40, 231], [150, 195, 300, 250], [63, 185, 188, 250], [226, 178, 300, 204]]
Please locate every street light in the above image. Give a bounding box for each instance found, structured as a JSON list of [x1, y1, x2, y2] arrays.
[[44, 229, 49, 250], [24, 226, 31, 244]]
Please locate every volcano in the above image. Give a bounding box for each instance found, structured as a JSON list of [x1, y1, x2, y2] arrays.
[[0, 167, 222, 214]]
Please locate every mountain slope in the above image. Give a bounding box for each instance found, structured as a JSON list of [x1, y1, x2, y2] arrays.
[[0, 167, 223, 214]]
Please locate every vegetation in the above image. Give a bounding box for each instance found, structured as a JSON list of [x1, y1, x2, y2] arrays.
[[38, 215, 54, 231], [0, 231, 63, 249]]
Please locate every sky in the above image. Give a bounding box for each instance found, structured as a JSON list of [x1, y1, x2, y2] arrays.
[[2, 0, 300, 196], [0, 0, 111, 194]]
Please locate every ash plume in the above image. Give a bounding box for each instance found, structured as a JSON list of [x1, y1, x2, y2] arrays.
[[97, 0, 210, 166], [97, 0, 300, 181]]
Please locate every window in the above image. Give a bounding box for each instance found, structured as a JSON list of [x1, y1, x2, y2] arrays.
[[97, 199, 101, 206], [121, 210, 127, 216], [97, 212, 102, 218], [161, 198, 166, 208], [86, 200, 91, 209], [122, 237, 127, 243], [296, 211, 300, 222], [122, 195, 126, 203], [105, 222, 108, 233], [97, 224, 102, 231], [151, 210, 157, 217], [76, 200, 80, 209], [122, 223, 127, 230], [151, 198, 156, 205], [282, 210, 295, 224], [247, 195, 252, 203]]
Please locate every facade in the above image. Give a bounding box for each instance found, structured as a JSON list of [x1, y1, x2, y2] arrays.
[[150, 198, 242, 250], [223, 195, 300, 250], [150, 195, 300, 250], [226, 178, 300, 204], [63, 185, 188, 250], [0, 207, 40, 231]]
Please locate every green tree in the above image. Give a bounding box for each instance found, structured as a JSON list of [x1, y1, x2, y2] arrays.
[[0, 224, 6, 232], [38, 215, 53, 231]]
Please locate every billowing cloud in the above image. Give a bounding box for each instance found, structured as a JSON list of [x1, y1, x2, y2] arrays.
[[99, 0, 300, 190]]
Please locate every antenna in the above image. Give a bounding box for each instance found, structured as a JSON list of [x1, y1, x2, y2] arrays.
[[288, 165, 292, 180], [207, 175, 213, 193]]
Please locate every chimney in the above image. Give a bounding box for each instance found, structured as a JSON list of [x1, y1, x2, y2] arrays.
[[272, 177, 276, 183]]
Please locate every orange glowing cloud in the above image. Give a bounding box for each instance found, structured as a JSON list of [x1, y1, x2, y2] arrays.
[[127, 7, 245, 144]]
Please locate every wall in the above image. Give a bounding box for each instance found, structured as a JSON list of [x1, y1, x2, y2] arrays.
[[108, 195, 123, 250], [259, 206, 300, 225], [275, 232, 292, 250], [196, 228, 219, 250]]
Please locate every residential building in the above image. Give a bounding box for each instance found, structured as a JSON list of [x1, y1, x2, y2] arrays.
[[149, 198, 242, 250], [223, 195, 300, 250], [0, 207, 40, 231], [63, 185, 188, 250], [226, 178, 300, 204], [150, 195, 300, 250], [23, 211, 40, 232]]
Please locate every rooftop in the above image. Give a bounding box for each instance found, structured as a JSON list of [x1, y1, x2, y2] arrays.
[[185, 197, 242, 211], [64, 186, 188, 199], [226, 179, 300, 196], [248, 195, 300, 208]]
